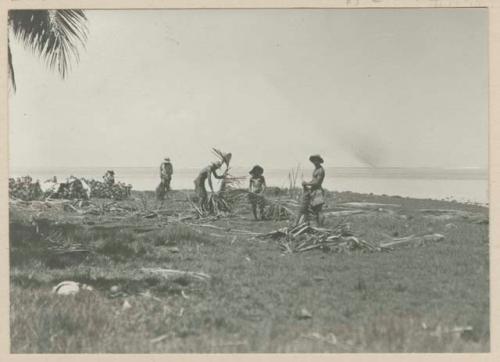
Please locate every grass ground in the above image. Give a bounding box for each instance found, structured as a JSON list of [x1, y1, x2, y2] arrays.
[[9, 189, 489, 353]]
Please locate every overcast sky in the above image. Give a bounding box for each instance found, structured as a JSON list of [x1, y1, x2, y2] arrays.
[[9, 8, 488, 169]]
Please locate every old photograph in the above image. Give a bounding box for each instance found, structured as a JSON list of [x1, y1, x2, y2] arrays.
[[7, 7, 489, 353]]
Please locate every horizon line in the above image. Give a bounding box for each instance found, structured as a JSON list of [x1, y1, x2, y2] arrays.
[[9, 165, 488, 171]]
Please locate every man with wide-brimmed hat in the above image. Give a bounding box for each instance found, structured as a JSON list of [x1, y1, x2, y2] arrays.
[[248, 165, 267, 220], [296, 154, 326, 226], [161, 157, 173, 190], [157, 157, 173, 200]]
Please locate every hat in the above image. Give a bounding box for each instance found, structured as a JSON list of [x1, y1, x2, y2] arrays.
[[106, 170, 115, 175], [249, 165, 264, 176], [164, 157, 170, 162], [212, 148, 232, 166], [309, 154, 324, 164]]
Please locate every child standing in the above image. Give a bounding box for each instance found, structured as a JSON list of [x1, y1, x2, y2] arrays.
[[248, 165, 266, 220]]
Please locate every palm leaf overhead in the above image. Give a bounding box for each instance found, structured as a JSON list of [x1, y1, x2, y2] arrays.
[[8, 10, 88, 90], [8, 39, 15, 91]]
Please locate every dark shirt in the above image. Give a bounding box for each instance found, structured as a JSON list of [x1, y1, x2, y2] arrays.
[[249, 175, 266, 194], [160, 162, 173, 177]]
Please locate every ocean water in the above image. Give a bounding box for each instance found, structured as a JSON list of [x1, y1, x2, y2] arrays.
[[10, 166, 489, 205]]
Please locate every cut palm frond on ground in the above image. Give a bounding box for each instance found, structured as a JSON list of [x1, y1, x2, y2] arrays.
[[256, 222, 382, 254], [257, 222, 445, 254], [379, 233, 444, 248]]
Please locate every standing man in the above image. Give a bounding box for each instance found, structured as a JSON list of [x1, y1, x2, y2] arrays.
[[160, 157, 173, 191], [296, 154, 325, 226], [157, 157, 173, 200]]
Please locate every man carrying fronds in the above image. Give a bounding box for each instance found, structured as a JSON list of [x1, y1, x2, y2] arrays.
[[193, 149, 232, 212]]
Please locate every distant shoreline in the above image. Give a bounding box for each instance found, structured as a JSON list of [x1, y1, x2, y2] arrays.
[[127, 188, 489, 209], [10, 166, 488, 179], [9, 166, 488, 205]]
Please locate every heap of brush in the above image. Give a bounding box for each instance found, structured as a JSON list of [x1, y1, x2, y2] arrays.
[[257, 222, 386, 254]]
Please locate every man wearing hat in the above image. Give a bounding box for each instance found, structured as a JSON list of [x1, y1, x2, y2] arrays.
[[248, 165, 267, 220], [296, 154, 326, 226], [157, 158, 173, 200]]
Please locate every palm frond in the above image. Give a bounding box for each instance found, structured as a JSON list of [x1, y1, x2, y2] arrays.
[[8, 9, 88, 79], [8, 41, 16, 91], [211, 148, 224, 160]]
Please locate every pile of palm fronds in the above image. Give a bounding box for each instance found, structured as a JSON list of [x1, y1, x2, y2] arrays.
[[188, 167, 247, 218], [84, 179, 132, 200], [262, 198, 295, 221], [205, 192, 232, 216], [15, 176, 91, 200], [9, 176, 43, 201], [186, 191, 232, 218], [219, 170, 247, 206], [257, 222, 386, 254], [53, 178, 90, 200], [240, 191, 296, 221]]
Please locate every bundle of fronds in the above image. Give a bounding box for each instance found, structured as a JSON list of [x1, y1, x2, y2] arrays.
[[234, 190, 296, 221], [186, 190, 235, 218], [257, 222, 386, 254], [218, 170, 246, 202], [205, 192, 232, 216], [185, 191, 231, 218], [9, 176, 43, 201], [263, 199, 294, 221], [248, 193, 297, 221], [53, 178, 90, 200], [85, 179, 132, 200]]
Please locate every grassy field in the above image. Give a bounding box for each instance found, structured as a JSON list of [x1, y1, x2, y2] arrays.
[[9, 189, 489, 353]]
